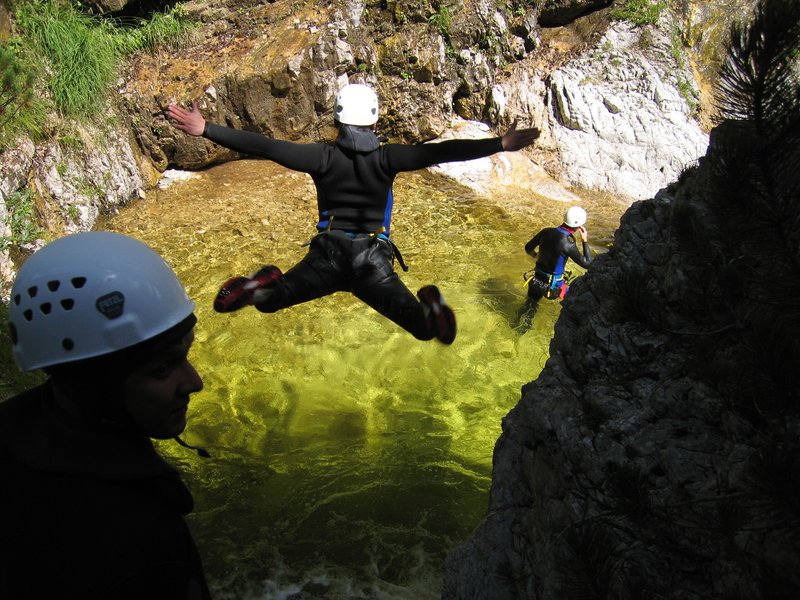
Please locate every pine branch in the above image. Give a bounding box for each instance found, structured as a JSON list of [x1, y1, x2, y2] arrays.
[[711, 0, 800, 266]]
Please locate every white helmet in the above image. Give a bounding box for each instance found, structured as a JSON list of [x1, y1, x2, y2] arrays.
[[8, 232, 195, 371], [564, 206, 587, 228], [334, 83, 379, 126]]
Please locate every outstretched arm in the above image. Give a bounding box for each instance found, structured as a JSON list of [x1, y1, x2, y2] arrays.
[[501, 120, 540, 151], [166, 100, 325, 173], [385, 120, 541, 172], [167, 101, 206, 136]]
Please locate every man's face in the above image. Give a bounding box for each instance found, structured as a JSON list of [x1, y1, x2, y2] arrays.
[[123, 329, 203, 439]]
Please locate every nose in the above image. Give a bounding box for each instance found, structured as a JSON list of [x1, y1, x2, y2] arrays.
[[180, 360, 204, 395]]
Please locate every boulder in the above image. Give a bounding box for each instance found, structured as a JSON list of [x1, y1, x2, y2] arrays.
[[547, 19, 708, 200]]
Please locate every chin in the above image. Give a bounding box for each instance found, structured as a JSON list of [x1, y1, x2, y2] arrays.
[[149, 414, 188, 439]]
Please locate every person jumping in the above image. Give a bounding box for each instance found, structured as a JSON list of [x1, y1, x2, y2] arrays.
[[168, 83, 539, 344]]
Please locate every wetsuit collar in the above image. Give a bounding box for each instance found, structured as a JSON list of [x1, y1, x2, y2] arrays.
[[336, 125, 380, 153]]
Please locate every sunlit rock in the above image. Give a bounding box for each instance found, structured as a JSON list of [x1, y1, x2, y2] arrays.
[[547, 19, 708, 200]]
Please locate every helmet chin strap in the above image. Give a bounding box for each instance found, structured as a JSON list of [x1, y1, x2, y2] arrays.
[[173, 436, 211, 458]]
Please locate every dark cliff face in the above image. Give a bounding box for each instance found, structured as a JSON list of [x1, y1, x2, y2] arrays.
[[443, 0, 800, 596], [445, 146, 800, 600]]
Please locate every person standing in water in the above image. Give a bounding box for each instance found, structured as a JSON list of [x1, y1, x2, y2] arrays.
[[0, 232, 211, 599], [167, 83, 539, 345], [517, 206, 594, 329]]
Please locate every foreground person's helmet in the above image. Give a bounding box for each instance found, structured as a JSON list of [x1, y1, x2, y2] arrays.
[[334, 83, 379, 126], [8, 231, 195, 371], [564, 206, 587, 228]]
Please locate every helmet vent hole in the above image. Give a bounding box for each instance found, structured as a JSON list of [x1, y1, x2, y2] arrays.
[[60, 299, 75, 310], [40, 303, 52, 315], [62, 338, 74, 351], [27, 286, 38, 298], [71, 277, 87, 289], [8, 323, 17, 345], [47, 280, 60, 292], [13, 294, 20, 305], [23, 309, 33, 321]]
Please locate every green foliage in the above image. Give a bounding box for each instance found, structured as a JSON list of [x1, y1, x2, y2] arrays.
[[610, 266, 662, 327], [0, 43, 46, 147], [610, 0, 666, 27], [669, 26, 685, 68], [0, 46, 35, 134], [699, 0, 800, 573], [1, 188, 41, 250], [677, 78, 698, 112], [12, 1, 195, 121], [111, 6, 195, 55], [428, 5, 452, 39], [711, 0, 800, 288], [15, 0, 120, 119]]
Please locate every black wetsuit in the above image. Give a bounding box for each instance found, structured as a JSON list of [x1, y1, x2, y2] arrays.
[[203, 123, 505, 340], [524, 224, 593, 301], [0, 384, 211, 599]]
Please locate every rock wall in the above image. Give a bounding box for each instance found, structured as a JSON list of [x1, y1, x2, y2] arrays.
[[443, 128, 800, 597], [0, 119, 149, 296], [123, 0, 706, 204], [1, 0, 712, 292], [547, 17, 708, 200]]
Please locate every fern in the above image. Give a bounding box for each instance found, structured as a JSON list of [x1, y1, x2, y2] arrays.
[[713, 0, 800, 257]]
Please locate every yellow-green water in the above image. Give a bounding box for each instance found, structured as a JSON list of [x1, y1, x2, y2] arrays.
[[101, 159, 623, 599]]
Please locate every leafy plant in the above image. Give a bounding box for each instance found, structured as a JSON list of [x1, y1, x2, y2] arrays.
[[710, 0, 800, 303], [1, 188, 42, 250], [555, 521, 627, 599], [610, 265, 662, 327], [429, 5, 452, 38]]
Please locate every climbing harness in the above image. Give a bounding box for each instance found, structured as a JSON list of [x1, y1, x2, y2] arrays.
[[308, 223, 410, 272], [523, 268, 572, 300]]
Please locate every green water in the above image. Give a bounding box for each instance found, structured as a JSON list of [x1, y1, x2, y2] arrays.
[[102, 159, 621, 599]]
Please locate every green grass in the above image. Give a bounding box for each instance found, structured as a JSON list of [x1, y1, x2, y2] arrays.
[[113, 6, 196, 55], [15, 0, 120, 119], [0, 43, 46, 148], [610, 0, 666, 26], [9, 0, 195, 122]]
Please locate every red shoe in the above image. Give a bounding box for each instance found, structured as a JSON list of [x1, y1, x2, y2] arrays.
[[214, 266, 282, 313], [417, 285, 457, 344]]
